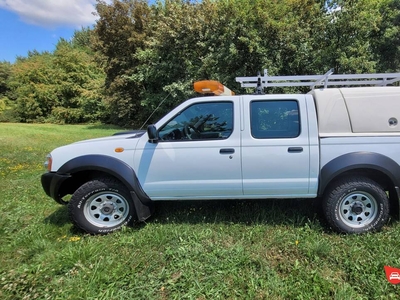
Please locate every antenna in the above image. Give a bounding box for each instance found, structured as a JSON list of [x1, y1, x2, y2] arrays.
[[139, 92, 172, 130]]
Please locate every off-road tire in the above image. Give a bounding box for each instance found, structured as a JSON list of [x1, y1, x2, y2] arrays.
[[323, 177, 389, 234], [68, 177, 136, 234]]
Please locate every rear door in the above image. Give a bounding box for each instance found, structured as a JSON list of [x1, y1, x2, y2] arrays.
[[241, 95, 311, 197]]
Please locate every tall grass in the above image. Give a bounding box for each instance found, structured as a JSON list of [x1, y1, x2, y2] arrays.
[[1, 123, 399, 299]]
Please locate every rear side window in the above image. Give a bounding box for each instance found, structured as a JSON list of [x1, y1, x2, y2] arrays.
[[250, 100, 300, 139]]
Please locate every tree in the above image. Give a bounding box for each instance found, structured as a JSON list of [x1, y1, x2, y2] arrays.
[[8, 0, 396, 125], [98, 0, 328, 126], [371, 0, 400, 72], [9, 35, 106, 123], [0, 61, 16, 121], [10, 51, 58, 122], [51, 39, 107, 123], [94, 0, 151, 127], [0, 61, 11, 96], [319, 0, 390, 73]]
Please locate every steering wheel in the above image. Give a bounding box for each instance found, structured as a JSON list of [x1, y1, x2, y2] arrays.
[[183, 124, 200, 139]]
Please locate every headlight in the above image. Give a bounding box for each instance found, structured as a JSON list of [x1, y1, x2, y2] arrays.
[[44, 154, 52, 171]]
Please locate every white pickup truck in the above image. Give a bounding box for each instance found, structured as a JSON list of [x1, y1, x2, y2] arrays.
[[41, 71, 400, 234]]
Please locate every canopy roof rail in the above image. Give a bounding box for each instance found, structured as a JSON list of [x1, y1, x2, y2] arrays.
[[235, 69, 400, 92]]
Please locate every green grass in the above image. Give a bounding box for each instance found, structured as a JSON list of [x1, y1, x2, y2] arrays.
[[1, 122, 400, 299]]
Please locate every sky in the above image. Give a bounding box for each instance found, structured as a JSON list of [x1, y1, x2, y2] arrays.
[[0, 0, 102, 63]]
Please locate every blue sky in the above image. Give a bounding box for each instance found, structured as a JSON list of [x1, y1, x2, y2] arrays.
[[0, 0, 101, 63]]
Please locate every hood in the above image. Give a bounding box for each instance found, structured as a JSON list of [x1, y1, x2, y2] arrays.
[[72, 130, 146, 145]]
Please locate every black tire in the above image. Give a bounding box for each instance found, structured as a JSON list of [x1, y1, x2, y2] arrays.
[[68, 177, 136, 234], [322, 177, 389, 234]]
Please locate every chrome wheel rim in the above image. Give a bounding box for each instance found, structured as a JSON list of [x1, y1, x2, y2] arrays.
[[84, 192, 129, 228], [339, 191, 378, 228]]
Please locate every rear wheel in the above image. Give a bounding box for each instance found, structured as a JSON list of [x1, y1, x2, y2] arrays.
[[323, 177, 389, 234], [69, 177, 136, 234]]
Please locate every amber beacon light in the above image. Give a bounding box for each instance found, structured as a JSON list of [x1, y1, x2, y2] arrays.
[[194, 80, 235, 96]]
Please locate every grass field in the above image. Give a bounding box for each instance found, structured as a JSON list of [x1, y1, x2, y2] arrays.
[[1, 122, 400, 299]]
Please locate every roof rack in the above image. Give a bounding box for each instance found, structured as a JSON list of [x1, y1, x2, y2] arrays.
[[235, 69, 400, 93]]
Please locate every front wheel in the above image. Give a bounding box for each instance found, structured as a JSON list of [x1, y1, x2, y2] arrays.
[[69, 178, 136, 234], [323, 177, 389, 234]]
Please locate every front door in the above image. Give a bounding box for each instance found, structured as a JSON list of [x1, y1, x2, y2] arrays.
[[134, 99, 242, 200]]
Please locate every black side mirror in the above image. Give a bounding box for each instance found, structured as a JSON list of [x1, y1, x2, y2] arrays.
[[147, 125, 158, 143]]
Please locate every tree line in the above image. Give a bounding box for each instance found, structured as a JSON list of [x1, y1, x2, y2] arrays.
[[0, 0, 399, 127]]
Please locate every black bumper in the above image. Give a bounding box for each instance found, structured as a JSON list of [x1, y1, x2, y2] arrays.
[[41, 172, 71, 204]]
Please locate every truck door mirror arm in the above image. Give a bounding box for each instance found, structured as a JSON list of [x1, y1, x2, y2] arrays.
[[147, 125, 159, 143]]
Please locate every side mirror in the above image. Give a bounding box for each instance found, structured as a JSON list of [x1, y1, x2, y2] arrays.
[[147, 125, 158, 143]]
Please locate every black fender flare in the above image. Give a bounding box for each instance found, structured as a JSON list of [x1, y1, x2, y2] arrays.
[[319, 152, 400, 196], [58, 154, 154, 221]]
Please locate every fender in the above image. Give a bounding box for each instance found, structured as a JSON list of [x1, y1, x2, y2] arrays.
[[58, 154, 154, 221], [319, 152, 400, 196]]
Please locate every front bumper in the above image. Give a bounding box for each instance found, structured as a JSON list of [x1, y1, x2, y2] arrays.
[[41, 172, 71, 205]]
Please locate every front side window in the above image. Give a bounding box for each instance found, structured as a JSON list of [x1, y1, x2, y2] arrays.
[[251, 100, 300, 139], [159, 102, 233, 141]]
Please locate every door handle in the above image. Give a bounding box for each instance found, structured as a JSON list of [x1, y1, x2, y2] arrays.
[[288, 147, 303, 153], [220, 148, 235, 154]]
